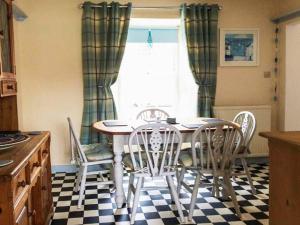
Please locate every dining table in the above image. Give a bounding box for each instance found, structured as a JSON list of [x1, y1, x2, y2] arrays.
[[93, 117, 222, 208]]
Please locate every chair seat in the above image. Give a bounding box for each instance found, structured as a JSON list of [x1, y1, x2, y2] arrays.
[[83, 143, 114, 162], [178, 148, 194, 167], [123, 152, 147, 169], [179, 148, 231, 170], [123, 151, 174, 170]]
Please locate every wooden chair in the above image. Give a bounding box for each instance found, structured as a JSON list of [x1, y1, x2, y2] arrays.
[[232, 111, 257, 194], [125, 123, 185, 224], [136, 108, 169, 121], [177, 121, 244, 220], [67, 117, 114, 208]]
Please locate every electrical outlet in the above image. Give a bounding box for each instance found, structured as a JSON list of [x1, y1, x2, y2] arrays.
[[264, 71, 271, 78]]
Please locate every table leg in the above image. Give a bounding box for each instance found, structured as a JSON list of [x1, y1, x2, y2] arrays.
[[113, 135, 126, 208]]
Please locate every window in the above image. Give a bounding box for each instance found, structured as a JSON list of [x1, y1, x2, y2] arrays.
[[112, 19, 197, 120]]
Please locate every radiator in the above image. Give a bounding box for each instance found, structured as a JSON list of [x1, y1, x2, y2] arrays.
[[213, 105, 271, 157]]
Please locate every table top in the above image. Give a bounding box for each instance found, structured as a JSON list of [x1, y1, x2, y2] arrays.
[[93, 118, 218, 135], [260, 131, 300, 147]]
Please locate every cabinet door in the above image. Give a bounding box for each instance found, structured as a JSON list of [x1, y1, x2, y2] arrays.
[[0, 0, 15, 78], [29, 179, 40, 225], [15, 205, 29, 225], [41, 158, 53, 222]]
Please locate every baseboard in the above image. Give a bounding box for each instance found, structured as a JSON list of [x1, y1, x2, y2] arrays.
[[51, 165, 77, 173], [51, 164, 108, 173], [241, 156, 269, 165], [51, 157, 269, 173]]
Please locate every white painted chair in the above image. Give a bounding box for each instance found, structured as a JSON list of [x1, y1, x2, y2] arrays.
[[177, 121, 244, 220], [232, 111, 257, 194], [67, 117, 114, 208], [126, 123, 185, 224], [136, 108, 169, 121]]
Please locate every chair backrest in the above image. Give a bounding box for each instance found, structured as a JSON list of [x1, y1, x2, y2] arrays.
[[191, 121, 243, 171], [67, 117, 88, 164], [136, 108, 169, 121], [128, 123, 182, 176], [233, 111, 256, 149]]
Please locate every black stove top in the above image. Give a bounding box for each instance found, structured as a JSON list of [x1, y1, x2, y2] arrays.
[[0, 132, 30, 148]]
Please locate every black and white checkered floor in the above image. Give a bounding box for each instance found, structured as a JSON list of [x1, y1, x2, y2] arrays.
[[51, 164, 269, 225]]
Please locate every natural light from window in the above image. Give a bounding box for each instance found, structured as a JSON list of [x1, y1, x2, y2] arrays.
[[112, 18, 197, 121]]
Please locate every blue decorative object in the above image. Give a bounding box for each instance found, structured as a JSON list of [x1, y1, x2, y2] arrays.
[[147, 29, 153, 48]]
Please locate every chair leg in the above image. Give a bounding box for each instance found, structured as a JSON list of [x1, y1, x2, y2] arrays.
[[166, 176, 174, 202], [232, 158, 237, 181], [141, 177, 145, 188], [188, 172, 201, 221], [224, 172, 241, 217], [167, 175, 185, 223], [241, 158, 256, 195], [130, 177, 143, 225], [212, 175, 220, 198], [177, 167, 186, 193], [78, 166, 87, 208], [75, 166, 83, 192], [127, 173, 134, 206]]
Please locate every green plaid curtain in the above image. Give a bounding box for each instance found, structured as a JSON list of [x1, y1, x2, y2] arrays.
[[80, 1, 131, 144], [182, 4, 219, 117]]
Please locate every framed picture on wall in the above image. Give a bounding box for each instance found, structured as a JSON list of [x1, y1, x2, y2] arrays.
[[219, 28, 259, 66]]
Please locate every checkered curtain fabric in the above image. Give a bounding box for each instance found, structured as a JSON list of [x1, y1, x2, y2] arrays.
[[182, 4, 219, 117], [80, 1, 131, 144]]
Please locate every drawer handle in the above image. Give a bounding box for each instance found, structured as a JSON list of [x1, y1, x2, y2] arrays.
[[6, 84, 14, 90], [28, 210, 36, 217], [17, 180, 26, 188], [0, 207, 2, 214], [42, 186, 47, 191], [42, 150, 48, 154], [32, 162, 40, 168]]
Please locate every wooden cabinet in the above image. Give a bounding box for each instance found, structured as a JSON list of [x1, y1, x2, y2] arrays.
[[16, 206, 29, 225], [0, 0, 18, 131], [260, 131, 300, 225], [0, 132, 53, 225], [0, 0, 16, 80]]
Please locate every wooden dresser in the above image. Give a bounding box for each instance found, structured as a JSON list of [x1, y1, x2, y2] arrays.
[[0, 132, 53, 225], [260, 131, 300, 225]]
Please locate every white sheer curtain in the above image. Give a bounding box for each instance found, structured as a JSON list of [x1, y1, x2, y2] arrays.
[[176, 17, 198, 121], [112, 19, 197, 120]]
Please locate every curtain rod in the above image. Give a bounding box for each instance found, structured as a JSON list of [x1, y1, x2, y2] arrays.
[[78, 3, 222, 10], [272, 8, 300, 24]]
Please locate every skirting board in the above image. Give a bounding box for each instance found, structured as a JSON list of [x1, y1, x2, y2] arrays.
[[51, 165, 77, 173], [51, 157, 269, 173]]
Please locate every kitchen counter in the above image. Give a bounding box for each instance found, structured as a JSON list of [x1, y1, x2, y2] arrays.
[[260, 131, 300, 225]]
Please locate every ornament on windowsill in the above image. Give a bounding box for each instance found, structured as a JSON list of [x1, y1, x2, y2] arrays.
[[147, 29, 153, 48]]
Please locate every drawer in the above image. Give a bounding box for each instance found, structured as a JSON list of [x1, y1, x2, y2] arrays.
[[12, 168, 27, 204], [0, 80, 17, 97], [29, 151, 41, 182]]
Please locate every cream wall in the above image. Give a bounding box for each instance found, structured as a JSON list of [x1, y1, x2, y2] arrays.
[[14, 0, 275, 165], [274, 0, 300, 17]]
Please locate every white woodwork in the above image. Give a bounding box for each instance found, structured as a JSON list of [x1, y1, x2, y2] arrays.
[[213, 105, 271, 156], [67, 118, 114, 208], [285, 23, 300, 131], [136, 108, 169, 121], [127, 123, 184, 224], [233, 111, 257, 194], [177, 121, 244, 219]]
